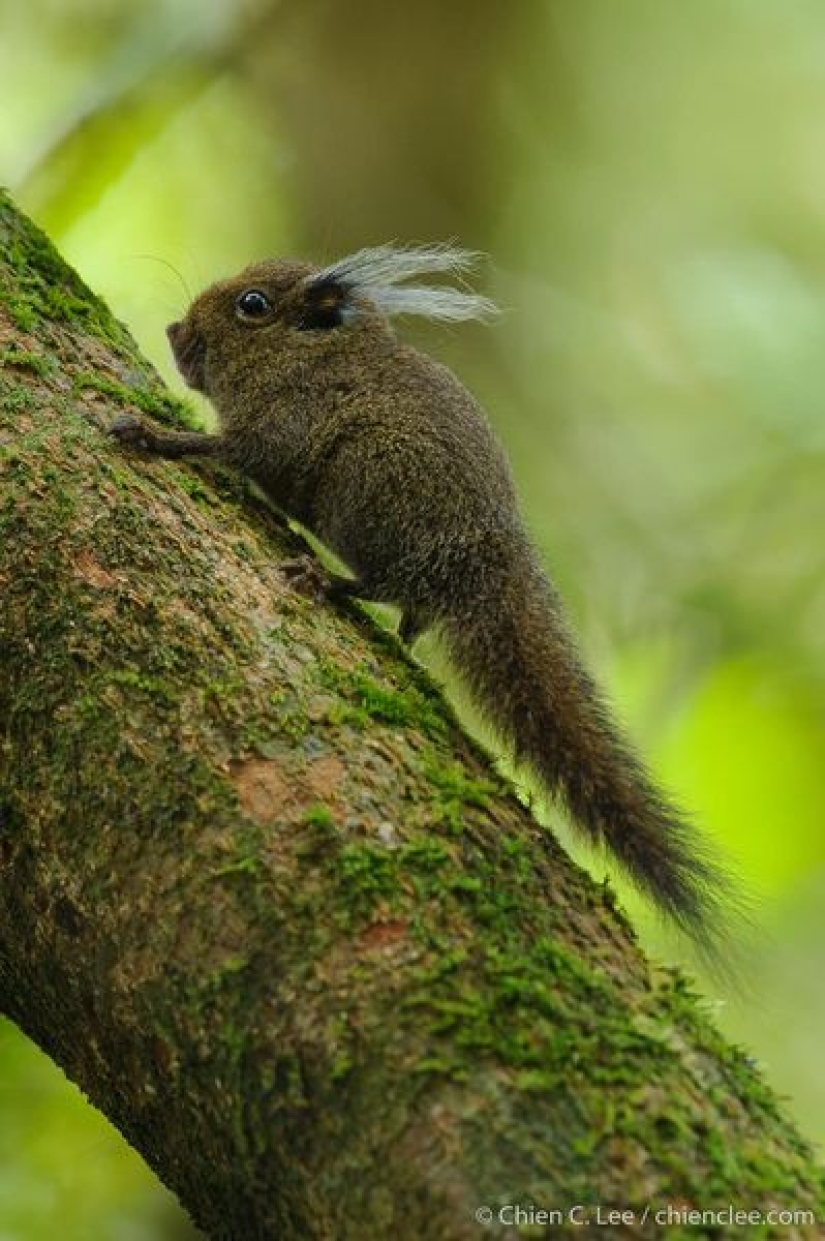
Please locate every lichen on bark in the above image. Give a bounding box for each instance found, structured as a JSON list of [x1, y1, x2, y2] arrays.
[[0, 190, 822, 1240]]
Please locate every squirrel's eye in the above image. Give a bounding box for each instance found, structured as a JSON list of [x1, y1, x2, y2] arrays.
[[235, 289, 271, 321]]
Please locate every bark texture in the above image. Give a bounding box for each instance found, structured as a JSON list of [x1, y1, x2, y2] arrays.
[[0, 191, 823, 1240]]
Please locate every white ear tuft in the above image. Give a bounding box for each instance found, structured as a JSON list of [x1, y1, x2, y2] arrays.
[[367, 284, 499, 322], [309, 243, 498, 323]]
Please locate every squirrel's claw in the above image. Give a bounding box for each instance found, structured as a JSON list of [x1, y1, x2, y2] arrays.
[[280, 555, 333, 601]]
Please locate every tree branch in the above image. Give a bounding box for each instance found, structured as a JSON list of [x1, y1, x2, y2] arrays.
[[0, 191, 822, 1240]]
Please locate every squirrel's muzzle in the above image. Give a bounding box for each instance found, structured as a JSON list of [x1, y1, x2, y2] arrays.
[[167, 319, 207, 393]]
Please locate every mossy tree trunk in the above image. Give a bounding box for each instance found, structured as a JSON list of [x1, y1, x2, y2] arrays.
[[0, 191, 822, 1240]]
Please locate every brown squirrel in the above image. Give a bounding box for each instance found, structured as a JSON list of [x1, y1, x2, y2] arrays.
[[110, 243, 736, 966]]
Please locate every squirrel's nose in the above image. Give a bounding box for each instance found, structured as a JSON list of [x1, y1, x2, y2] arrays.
[[167, 321, 183, 343]]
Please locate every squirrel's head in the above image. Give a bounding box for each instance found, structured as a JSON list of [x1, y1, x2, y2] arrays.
[[166, 244, 497, 395]]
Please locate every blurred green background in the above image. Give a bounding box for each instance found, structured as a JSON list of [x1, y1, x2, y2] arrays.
[[1, 0, 823, 1235]]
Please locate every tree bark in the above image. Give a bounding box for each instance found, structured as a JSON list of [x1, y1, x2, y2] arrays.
[[0, 191, 822, 1240]]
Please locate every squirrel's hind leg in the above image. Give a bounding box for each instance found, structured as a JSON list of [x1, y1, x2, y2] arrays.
[[281, 558, 427, 644]]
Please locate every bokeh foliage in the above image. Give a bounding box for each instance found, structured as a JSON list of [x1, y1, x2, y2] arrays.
[[1, 1, 823, 1235]]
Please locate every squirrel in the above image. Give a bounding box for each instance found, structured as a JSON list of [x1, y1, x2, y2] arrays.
[[110, 243, 737, 968]]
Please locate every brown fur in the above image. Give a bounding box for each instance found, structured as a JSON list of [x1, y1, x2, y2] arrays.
[[112, 253, 738, 968]]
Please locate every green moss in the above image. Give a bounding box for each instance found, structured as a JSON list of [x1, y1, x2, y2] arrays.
[[0, 288, 38, 332], [423, 758, 495, 807], [336, 843, 403, 918], [401, 838, 451, 870], [326, 1014, 356, 1081], [315, 660, 446, 735], [238, 731, 276, 760], [175, 473, 214, 504], [72, 371, 195, 428], [212, 854, 261, 879], [107, 668, 180, 707], [416, 755, 498, 833], [0, 191, 135, 349], [329, 1054, 354, 1081], [302, 803, 334, 830], [201, 670, 249, 707], [0, 380, 36, 413], [0, 346, 53, 377], [44, 285, 96, 324], [348, 673, 420, 726]]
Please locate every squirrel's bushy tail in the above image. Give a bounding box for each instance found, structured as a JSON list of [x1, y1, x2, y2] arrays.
[[438, 548, 735, 966]]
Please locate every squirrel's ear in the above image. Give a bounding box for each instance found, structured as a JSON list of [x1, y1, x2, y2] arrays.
[[298, 278, 350, 330]]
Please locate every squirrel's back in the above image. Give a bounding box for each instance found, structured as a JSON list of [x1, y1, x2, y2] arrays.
[[309, 342, 522, 593]]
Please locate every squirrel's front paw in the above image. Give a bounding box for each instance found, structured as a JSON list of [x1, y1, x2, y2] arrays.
[[108, 414, 154, 450]]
